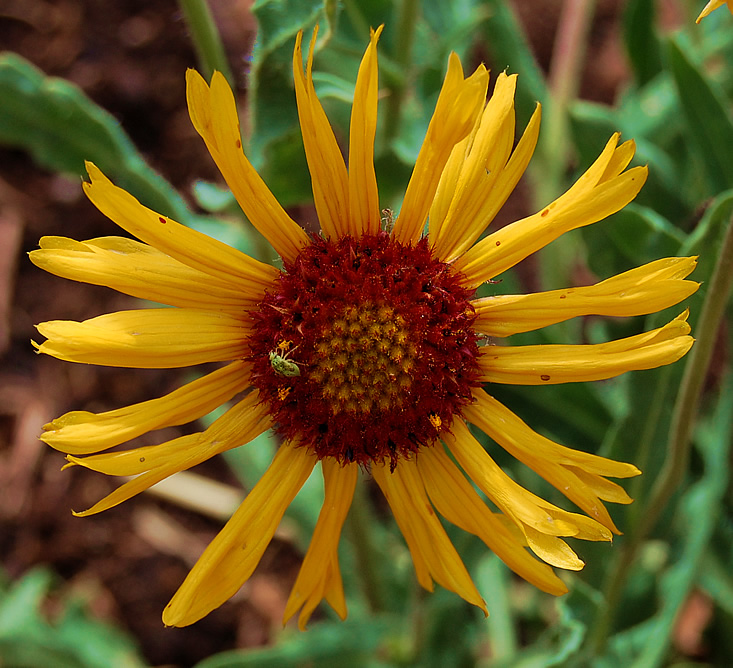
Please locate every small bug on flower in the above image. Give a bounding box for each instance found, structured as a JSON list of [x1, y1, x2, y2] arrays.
[[269, 340, 303, 377], [381, 208, 394, 233]]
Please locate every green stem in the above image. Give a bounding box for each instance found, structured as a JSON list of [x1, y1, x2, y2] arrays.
[[534, 0, 596, 208], [382, 0, 419, 144], [589, 213, 733, 654], [346, 475, 387, 613], [178, 0, 234, 86]]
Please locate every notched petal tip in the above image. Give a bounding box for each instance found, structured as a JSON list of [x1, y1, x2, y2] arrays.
[[185, 67, 205, 86], [84, 160, 103, 182], [370, 23, 385, 40]]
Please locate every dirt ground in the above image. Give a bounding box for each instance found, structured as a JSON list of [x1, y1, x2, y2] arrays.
[[0, 1, 636, 665]]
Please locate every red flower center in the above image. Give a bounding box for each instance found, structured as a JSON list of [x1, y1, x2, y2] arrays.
[[247, 232, 481, 467]]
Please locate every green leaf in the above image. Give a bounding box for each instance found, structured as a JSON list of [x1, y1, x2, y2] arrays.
[[616, 73, 680, 141], [666, 37, 733, 195], [570, 91, 692, 223], [623, 0, 663, 86], [194, 617, 395, 668], [0, 53, 195, 225], [569, 100, 620, 165], [623, 371, 733, 668], [699, 551, 733, 616], [679, 189, 733, 293], [249, 0, 327, 155], [480, 0, 548, 127], [582, 203, 686, 279], [222, 430, 278, 491], [223, 430, 322, 543], [0, 568, 53, 633], [0, 567, 145, 668], [192, 180, 237, 213]]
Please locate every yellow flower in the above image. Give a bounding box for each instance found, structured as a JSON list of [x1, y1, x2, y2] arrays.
[[696, 0, 733, 22], [32, 26, 698, 629]]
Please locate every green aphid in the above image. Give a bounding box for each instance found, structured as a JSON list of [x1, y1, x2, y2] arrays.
[[269, 341, 302, 377]]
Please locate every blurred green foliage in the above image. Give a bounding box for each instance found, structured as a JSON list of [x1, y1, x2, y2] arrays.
[[0, 567, 145, 668], [3, 0, 733, 666]]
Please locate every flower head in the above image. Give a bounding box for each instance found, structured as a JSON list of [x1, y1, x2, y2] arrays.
[[32, 26, 698, 629], [696, 0, 733, 22]]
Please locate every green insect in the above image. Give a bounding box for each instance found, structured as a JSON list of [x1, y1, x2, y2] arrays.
[[269, 340, 303, 377]]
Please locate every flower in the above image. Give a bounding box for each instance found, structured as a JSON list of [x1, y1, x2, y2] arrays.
[[32, 26, 698, 629], [696, 0, 733, 22]]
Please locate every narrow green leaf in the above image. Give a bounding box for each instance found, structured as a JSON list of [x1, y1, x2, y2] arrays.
[[617, 73, 679, 141], [627, 371, 733, 668], [480, 0, 548, 127], [623, 0, 663, 86], [666, 37, 733, 195], [679, 190, 733, 287]]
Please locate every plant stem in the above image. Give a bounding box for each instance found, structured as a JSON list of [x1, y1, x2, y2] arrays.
[[382, 0, 419, 144], [532, 0, 596, 304], [589, 213, 733, 654], [178, 0, 234, 86], [346, 475, 387, 613], [534, 0, 596, 208]]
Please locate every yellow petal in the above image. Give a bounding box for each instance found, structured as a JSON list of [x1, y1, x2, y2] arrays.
[[696, 0, 730, 22], [437, 104, 541, 263], [68, 435, 200, 516], [283, 458, 357, 629], [66, 392, 272, 516], [473, 257, 699, 337], [393, 54, 489, 245], [478, 313, 693, 385], [66, 391, 269, 478], [372, 458, 488, 614], [185, 70, 309, 262], [83, 163, 278, 293], [522, 526, 585, 571], [348, 26, 383, 237], [444, 421, 612, 545], [417, 445, 568, 595], [455, 137, 648, 288], [600, 139, 636, 182], [42, 360, 251, 454], [562, 133, 625, 195], [163, 441, 317, 627], [567, 467, 634, 504], [36, 308, 250, 368], [293, 28, 349, 239], [428, 133, 473, 244], [466, 389, 639, 479], [30, 236, 253, 311], [465, 390, 638, 533], [431, 73, 529, 261]]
